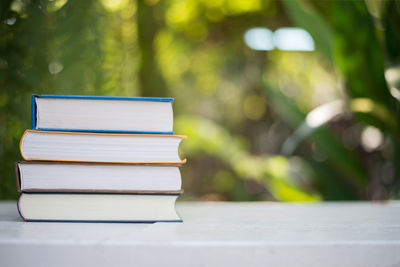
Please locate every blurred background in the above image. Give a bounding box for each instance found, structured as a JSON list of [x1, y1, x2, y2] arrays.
[[1, 0, 400, 201]]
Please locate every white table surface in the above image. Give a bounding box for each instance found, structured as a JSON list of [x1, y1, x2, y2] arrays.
[[1, 201, 400, 267]]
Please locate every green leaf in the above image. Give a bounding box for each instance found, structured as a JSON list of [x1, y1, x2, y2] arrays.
[[282, 0, 333, 60], [263, 85, 368, 187]]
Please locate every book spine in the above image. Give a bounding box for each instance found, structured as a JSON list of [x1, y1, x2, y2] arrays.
[[31, 94, 38, 130], [17, 194, 26, 221], [14, 162, 21, 192]]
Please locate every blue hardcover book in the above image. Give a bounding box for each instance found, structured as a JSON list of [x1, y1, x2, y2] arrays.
[[17, 192, 183, 223], [31, 94, 175, 134]]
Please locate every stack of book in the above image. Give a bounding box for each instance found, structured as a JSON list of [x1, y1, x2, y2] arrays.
[[15, 95, 186, 223]]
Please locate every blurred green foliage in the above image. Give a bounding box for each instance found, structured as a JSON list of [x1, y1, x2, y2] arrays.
[[1, 0, 399, 201]]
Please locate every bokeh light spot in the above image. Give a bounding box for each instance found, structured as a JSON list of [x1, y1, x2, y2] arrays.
[[101, 0, 124, 11], [48, 61, 64, 74], [361, 126, 383, 152], [273, 27, 315, 51], [244, 28, 274, 51]]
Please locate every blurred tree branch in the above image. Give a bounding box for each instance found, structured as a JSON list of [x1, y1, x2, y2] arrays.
[[0, 0, 12, 21], [137, 0, 167, 96]]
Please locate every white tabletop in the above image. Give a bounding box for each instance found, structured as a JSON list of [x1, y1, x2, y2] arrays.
[[1, 201, 399, 267]]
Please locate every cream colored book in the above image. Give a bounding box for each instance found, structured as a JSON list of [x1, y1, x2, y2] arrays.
[[18, 193, 182, 223]]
